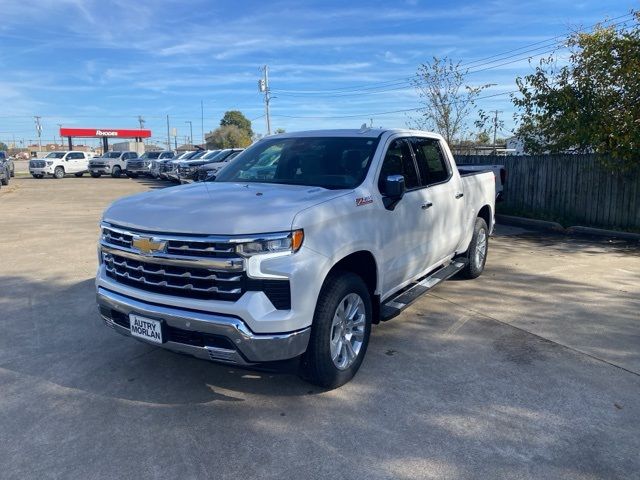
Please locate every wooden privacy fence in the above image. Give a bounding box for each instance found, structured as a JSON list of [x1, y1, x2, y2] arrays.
[[454, 154, 640, 230]]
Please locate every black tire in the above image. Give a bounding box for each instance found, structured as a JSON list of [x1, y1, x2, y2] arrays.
[[1, 171, 8, 186], [111, 166, 122, 178], [10, 167, 14, 177], [74, 172, 84, 177], [53, 166, 65, 179], [300, 271, 372, 389], [459, 217, 489, 279], [32, 174, 43, 179], [90, 172, 101, 178], [127, 172, 138, 178]]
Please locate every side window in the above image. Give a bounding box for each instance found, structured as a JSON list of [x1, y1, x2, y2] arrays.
[[378, 138, 419, 193], [130, 152, 138, 159], [410, 138, 450, 186]]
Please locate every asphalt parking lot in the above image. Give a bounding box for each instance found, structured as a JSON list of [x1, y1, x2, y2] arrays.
[[1, 177, 639, 480]]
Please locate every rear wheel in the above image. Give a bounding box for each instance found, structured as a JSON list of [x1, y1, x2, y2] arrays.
[[1, 170, 8, 185], [111, 166, 122, 178], [300, 272, 372, 389], [90, 172, 101, 178], [459, 217, 489, 279], [53, 166, 65, 179]]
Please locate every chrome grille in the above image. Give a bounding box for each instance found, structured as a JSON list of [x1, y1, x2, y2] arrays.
[[90, 161, 106, 168], [104, 252, 243, 299], [101, 226, 239, 258], [30, 160, 45, 168], [100, 224, 291, 308], [127, 160, 144, 169]]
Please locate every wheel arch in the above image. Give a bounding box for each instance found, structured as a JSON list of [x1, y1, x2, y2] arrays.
[[478, 204, 493, 231], [324, 250, 380, 323]]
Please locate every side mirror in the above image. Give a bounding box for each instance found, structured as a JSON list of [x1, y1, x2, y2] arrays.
[[384, 174, 406, 198]]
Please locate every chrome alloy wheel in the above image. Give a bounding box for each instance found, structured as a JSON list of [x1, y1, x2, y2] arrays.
[[475, 228, 487, 267], [330, 293, 366, 370]]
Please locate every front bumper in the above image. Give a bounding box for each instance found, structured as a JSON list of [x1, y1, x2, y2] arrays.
[[89, 166, 111, 174], [30, 167, 53, 175], [97, 287, 311, 364]]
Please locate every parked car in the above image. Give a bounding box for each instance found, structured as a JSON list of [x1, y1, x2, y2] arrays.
[[190, 149, 244, 182], [96, 128, 496, 388], [89, 151, 138, 178], [167, 150, 210, 182], [157, 151, 197, 179], [29, 151, 91, 179], [456, 163, 506, 201], [128, 151, 175, 178], [0, 151, 14, 186]]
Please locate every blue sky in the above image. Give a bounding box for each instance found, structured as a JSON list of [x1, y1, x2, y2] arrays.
[[0, 0, 635, 148]]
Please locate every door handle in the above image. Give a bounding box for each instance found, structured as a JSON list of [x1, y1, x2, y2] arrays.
[[455, 192, 464, 199], [421, 202, 433, 210]]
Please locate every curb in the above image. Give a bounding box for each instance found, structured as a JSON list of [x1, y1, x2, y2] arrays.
[[496, 214, 640, 241], [566, 226, 640, 241], [496, 214, 565, 233]]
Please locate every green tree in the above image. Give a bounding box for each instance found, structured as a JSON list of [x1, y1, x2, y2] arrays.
[[409, 57, 491, 144], [205, 125, 252, 149], [512, 12, 640, 170], [274, 128, 286, 134], [0, 142, 8, 151], [220, 110, 253, 137]]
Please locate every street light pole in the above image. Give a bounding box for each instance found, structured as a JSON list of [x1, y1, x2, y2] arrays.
[[185, 121, 193, 145]]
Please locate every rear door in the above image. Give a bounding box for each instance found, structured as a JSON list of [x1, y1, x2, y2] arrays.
[[65, 152, 83, 173], [409, 137, 465, 261]]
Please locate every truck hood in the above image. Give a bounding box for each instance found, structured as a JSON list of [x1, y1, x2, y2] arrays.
[[103, 181, 350, 234]]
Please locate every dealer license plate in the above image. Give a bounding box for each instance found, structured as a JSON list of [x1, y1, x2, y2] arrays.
[[129, 314, 163, 344]]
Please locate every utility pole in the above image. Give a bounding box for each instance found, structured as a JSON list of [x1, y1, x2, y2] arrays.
[[57, 124, 62, 147], [259, 65, 272, 135], [201, 100, 204, 145], [185, 121, 193, 145], [166, 115, 171, 151], [492, 110, 502, 154], [34, 116, 42, 152], [138, 115, 145, 129]]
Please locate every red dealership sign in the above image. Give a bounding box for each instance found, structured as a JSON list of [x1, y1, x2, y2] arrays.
[[59, 128, 152, 138]]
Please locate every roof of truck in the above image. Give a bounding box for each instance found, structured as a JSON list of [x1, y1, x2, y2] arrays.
[[271, 128, 441, 139]]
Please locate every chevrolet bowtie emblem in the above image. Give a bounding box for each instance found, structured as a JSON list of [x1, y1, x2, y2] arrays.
[[132, 236, 167, 255]]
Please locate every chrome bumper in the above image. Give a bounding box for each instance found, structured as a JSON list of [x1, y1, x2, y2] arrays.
[[97, 287, 310, 365]]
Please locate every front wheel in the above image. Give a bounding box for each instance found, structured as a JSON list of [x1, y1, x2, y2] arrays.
[[127, 172, 138, 178], [1, 171, 8, 185], [90, 172, 101, 178], [74, 172, 84, 177], [53, 166, 65, 179], [459, 217, 489, 279], [111, 166, 122, 178], [300, 272, 372, 389], [32, 174, 43, 179]]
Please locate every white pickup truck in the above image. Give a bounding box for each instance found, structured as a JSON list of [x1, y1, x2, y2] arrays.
[[29, 151, 93, 179], [96, 129, 495, 388]]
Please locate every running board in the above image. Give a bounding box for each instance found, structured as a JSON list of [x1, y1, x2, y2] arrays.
[[380, 260, 466, 321]]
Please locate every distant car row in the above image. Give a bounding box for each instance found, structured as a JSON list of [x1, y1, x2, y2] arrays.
[[27, 148, 244, 183]]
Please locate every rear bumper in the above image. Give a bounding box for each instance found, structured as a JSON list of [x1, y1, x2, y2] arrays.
[[97, 287, 311, 364]]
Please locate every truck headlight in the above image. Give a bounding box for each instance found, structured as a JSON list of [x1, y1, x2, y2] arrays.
[[46, 161, 53, 166], [236, 230, 304, 256]]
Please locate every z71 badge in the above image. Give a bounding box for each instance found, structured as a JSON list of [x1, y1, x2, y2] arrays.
[[356, 196, 373, 206]]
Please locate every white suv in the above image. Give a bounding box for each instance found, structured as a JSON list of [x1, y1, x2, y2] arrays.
[[29, 151, 92, 179]]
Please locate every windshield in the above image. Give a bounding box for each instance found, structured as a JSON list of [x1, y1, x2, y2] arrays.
[[215, 137, 380, 189], [103, 152, 122, 158], [140, 152, 161, 159], [190, 150, 207, 159], [201, 150, 222, 160], [46, 152, 66, 159]]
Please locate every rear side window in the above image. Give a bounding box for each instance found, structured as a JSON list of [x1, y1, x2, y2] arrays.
[[410, 138, 450, 186], [378, 138, 419, 193]]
